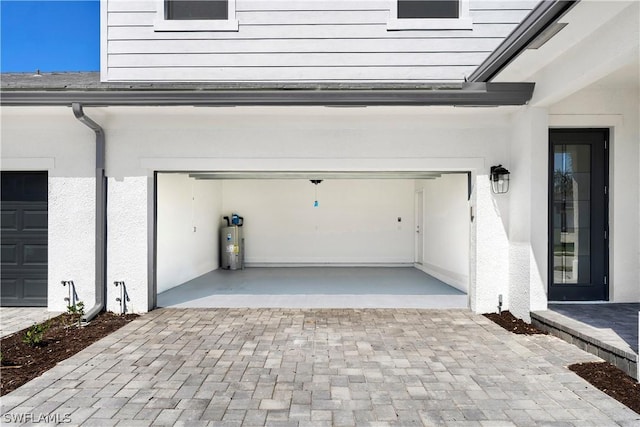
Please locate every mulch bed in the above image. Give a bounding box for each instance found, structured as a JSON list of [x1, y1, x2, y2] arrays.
[[483, 310, 547, 335], [1, 312, 138, 396], [569, 361, 640, 415]]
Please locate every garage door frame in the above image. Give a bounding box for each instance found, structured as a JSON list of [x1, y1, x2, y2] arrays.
[[150, 167, 475, 309]]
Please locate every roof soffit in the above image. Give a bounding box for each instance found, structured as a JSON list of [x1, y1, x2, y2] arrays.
[[493, 0, 637, 83]]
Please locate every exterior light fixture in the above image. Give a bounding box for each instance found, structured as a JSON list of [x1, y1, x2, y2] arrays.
[[490, 165, 510, 194]]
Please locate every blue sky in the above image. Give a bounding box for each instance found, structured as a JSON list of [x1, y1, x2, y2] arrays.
[[1, 1, 100, 72]]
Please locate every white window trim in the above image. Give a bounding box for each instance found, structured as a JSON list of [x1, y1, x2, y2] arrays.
[[154, 0, 239, 32], [387, 0, 472, 31]]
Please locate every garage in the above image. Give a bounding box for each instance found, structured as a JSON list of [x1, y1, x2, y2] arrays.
[[1, 172, 48, 307], [155, 171, 470, 308]]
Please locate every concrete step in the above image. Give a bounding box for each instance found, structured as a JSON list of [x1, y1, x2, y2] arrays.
[[531, 309, 638, 380]]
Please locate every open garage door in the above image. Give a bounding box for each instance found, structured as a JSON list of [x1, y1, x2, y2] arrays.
[[154, 171, 470, 308], [1, 172, 48, 307]]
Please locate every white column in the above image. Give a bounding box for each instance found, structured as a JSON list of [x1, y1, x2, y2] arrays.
[[48, 177, 96, 312], [470, 174, 510, 314], [508, 107, 549, 322], [106, 176, 150, 313]]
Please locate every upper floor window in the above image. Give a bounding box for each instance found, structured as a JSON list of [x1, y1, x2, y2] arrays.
[[388, 0, 472, 30], [398, 0, 459, 19], [155, 0, 238, 31], [166, 0, 228, 20]]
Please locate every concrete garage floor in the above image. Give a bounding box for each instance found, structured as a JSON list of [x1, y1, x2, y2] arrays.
[[157, 267, 467, 309]]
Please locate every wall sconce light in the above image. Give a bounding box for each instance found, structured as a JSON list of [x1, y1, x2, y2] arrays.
[[490, 165, 510, 194]]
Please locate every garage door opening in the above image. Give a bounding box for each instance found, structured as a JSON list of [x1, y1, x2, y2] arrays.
[[154, 171, 469, 308]]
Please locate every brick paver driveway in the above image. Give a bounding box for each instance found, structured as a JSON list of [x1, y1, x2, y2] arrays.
[[2, 308, 639, 426]]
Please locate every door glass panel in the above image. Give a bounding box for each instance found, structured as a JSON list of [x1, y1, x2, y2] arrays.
[[552, 144, 591, 285]]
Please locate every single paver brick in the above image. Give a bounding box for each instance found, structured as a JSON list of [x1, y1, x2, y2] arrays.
[[144, 398, 180, 409], [406, 386, 429, 398], [243, 409, 267, 425], [311, 409, 332, 421], [152, 408, 182, 425], [288, 404, 311, 420], [374, 404, 398, 421], [258, 399, 290, 410], [330, 387, 351, 401]]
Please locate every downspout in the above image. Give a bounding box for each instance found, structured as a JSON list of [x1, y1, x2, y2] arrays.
[[72, 103, 106, 323]]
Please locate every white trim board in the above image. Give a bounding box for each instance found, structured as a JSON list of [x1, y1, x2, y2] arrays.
[[140, 157, 486, 172], [1, 158, 55, 170], [549, 114, 624, 128]]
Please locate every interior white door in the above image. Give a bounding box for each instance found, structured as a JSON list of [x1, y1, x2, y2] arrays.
[[415, 190, 424, 264]]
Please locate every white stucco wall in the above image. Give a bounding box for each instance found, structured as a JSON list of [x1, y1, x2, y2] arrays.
[[103, 106, 513, 177], [156, 173, 222, 294], [2, 106, 515, 313], [106, 176, 150, 312], [48, 178, 96, 312], [221, 179, 415, 265], [508, 107, 549, 322], [416, 174, 470, 292], [103, 107, 511, 312], [471, 175, 509, 314], [1, 108, 97, 312]]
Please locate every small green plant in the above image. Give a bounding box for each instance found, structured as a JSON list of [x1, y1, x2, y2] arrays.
[[22, 322, 50, 347], [67, 301, 85, 327], [67, 300, 83, 315]]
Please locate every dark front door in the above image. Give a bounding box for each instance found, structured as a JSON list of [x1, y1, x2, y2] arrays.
[[549, 129, 608, 301], [1, 172, 48, 306]]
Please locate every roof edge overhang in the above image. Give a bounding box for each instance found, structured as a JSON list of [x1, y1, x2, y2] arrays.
[[0, 82, 534, 107], [468, 0, 579, 83]]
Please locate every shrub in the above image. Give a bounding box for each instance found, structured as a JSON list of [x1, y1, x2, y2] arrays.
[[22, 322, 50, 347]]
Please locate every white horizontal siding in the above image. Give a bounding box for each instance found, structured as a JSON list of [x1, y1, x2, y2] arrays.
[[109, 38, 502, 54], [240, 0, 539, 11], [107, 0, 539, 13], [108, 52, 491, 67], [106, 0, 537, 82], [107, 9, 529, 26], [469, 0, 538, 9], [107, 65, 477, 81], [108, 23, 517, 40]]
